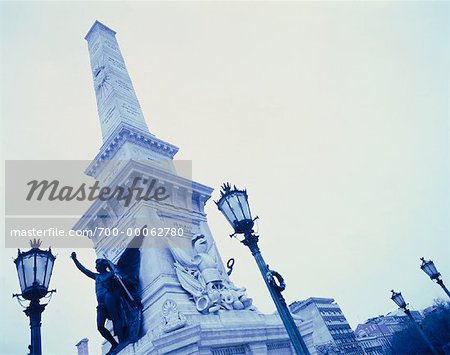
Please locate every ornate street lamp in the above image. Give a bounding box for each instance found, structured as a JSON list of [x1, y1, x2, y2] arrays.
[[420, 257, 450, 298], [390, 290, 438, 355], [390, 290, 406, 309], [216, 183, 310, 355], [13, 239, 56, 355]]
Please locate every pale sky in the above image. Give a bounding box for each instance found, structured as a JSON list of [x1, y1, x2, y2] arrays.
[[1, 1, 449, 354]]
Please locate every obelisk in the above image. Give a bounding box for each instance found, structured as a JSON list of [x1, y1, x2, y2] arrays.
[[76, 20, 315, 355], [85, 21, 151, 142]]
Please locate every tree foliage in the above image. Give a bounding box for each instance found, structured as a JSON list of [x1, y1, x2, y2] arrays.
[[391, 300, 450, 354]]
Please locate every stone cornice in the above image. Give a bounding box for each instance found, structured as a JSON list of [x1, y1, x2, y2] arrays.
[[85, 124, 179, 177], [72, 169, 213, 234]]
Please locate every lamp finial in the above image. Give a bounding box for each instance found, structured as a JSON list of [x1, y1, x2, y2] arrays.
[[221, 182, 232, 195], [29, 238, 42, 249]]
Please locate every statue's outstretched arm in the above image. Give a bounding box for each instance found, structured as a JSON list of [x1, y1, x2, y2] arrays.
[[71, 252, 96, 280]]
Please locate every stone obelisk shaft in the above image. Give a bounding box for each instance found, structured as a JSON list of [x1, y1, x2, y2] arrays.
[[85, 21, 150, 141]]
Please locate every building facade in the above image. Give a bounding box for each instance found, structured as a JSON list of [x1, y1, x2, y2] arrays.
[[76, 338, 89, 355], [290, 298, 361, 354], [354, 310, 424, 355], [356, 336, 384, 355], [355, 319, 393, 354]]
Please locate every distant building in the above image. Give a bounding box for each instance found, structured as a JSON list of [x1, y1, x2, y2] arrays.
[[355, 310, 424, 354], [290, 297, 362, 354], [356, 336, 384, 355], [75, 338, 89, 355], [355, 322, 392, 355]]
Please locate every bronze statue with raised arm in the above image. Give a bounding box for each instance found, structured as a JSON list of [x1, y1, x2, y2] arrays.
[[71, 232, 144, 355]]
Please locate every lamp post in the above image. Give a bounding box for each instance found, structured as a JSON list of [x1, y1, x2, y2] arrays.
[[420, 257, 450, 298], [215, 183, 310, 355], [390, 290, 438, 355], [13, 239, 56, 355]]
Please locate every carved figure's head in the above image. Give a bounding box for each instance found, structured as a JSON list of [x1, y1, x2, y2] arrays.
[[192, 234, 208, 253], [95, 258, 109, 272]]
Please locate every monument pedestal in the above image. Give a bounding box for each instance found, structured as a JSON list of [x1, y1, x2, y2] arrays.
[[114, 311, 314, 355]]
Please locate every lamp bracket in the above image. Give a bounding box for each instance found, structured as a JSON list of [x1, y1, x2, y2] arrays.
[[41, 289, 57, 306], [12, 293, 28, 309], [44, 289, 57, 297], [13, 289, 57, 309]]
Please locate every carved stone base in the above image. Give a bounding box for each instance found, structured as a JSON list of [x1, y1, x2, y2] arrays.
[[105, 310, 315, 355]]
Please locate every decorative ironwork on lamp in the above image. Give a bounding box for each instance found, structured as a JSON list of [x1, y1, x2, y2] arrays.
[[215, 183, 310, 355], [420, 257, 450, 298], [389, 289, 438, 355], [390, 289, 407, 309], [215, 183, 255, 236], [13, 239, 56, 355]]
